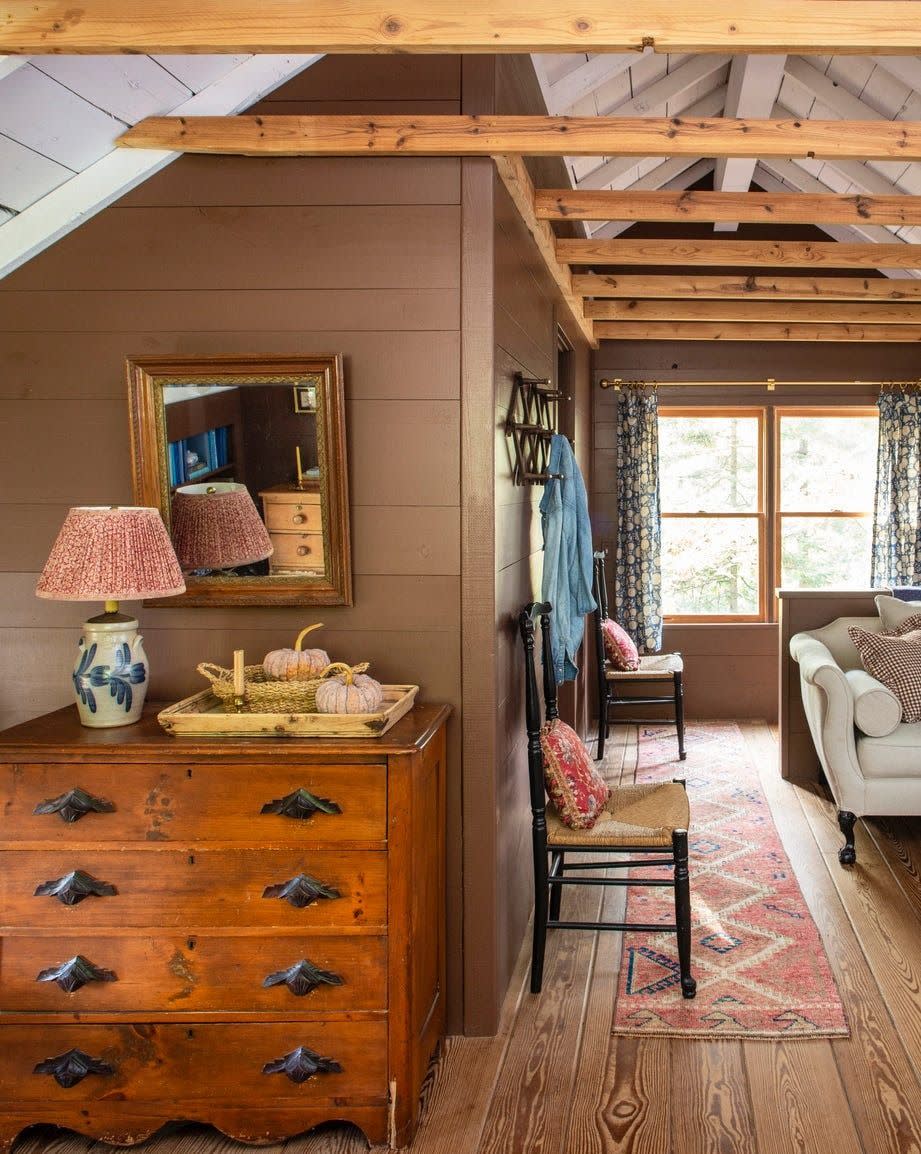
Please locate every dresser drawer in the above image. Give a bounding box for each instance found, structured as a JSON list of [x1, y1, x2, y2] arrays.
[[0, 933, 388, 1014], [262, 501, 323, 533], [269, 532, 325, 570], [2, 762, 386, 844], [0, 1021, 387, 1106], [1, 849, 387, 930]]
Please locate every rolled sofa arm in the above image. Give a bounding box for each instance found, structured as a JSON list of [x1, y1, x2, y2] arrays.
[[789, 632, 866, 813]]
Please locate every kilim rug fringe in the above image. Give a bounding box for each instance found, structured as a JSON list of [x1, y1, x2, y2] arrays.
[[610, 723, 849, 1039]]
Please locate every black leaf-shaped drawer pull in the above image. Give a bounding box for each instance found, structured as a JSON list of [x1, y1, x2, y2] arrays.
[[34, 870, 117, 906], [262, 1046, 342, 1084], [33, 1048, 114, 1088], [36, 955, 118, 993], [262, 873, 341, 908], [33, 787, 115, 823], [260, 787, 341, 821], [263, 958, 345, 997]]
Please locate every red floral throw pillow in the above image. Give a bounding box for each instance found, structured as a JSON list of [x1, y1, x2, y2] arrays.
[[540, 718, 609, 829], [601, 618, 640, 671]]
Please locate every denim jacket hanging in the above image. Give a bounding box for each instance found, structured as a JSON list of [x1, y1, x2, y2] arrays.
[[539, 434, 596, 683]]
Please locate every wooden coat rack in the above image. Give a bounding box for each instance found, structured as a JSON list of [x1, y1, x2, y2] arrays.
[[504, 373, 567, 485]]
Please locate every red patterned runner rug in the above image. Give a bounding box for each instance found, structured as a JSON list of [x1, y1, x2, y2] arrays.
[[611, 723, 849, 1038]]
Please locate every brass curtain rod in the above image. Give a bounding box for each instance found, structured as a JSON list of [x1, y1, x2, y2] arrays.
[[598, 378, 889, 391]]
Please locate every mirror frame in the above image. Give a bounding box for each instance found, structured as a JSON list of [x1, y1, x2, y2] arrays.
[[127, 353, 352, 607]]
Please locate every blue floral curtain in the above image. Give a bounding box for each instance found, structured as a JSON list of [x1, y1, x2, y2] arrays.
[[872, 387, 921, 587], [615, 385, 662, 653]]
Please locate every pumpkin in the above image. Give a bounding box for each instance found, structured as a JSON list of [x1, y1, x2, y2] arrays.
[[263, 624, 330, 681], [315, 663, 384, 714]]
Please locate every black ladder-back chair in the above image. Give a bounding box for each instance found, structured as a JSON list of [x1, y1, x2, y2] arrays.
[[593, 551, 686, 763], [519, 601, 696, 998]]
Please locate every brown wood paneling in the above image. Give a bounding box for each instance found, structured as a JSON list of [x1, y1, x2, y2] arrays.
[[0, 290, 460, 334], [270, 55, 462, 102], [348, 400, 460, 506], [249, 99, 462, 115], [119, 156, 461, 208], [0, 332, 460, 401], [1, 207, 461, 293]]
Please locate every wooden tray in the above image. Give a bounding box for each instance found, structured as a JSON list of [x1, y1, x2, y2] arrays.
[[157, 684, 419, 738]]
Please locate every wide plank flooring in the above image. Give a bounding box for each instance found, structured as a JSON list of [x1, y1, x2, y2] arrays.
[[14, 722, 921, 1154]]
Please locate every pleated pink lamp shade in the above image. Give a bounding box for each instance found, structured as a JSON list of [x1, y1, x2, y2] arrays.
[[35, 506, 185, 729], [170, 482, 274, 571], [36, 506, 186, 603]]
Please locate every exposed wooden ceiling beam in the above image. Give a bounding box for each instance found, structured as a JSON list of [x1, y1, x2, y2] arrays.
[[557, 238, 921, 269], [6, 3, 921, 55], [588, 159, 716, 241], [492, 153, 597, 348], [594, 321, 921, 341], [118, 115, 921, 162], [536, 189, 921, 227], [713, 54, 786, 231], [585, 299, 921, 323], [572, 273, 921, 300]]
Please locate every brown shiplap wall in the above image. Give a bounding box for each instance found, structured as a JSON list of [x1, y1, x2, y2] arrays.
[[0, 55, 468, 1030], [593, 340, 919, 722]]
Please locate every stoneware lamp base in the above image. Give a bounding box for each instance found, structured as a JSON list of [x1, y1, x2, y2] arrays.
[[72, 615, 149, 728]]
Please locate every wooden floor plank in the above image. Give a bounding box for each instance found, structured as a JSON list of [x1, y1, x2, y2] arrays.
[[744, 726, 921, 1154], [669, 1040, 758, 1154]]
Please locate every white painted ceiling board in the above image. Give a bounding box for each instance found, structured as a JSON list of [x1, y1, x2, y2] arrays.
[[0, 53, 322, 281], [543, 52, 636, 112], [150, 55, 249, 92], [0, 134, 72, 211], [0, 64, 126, 169], [31, 56, 192, 125], [714, 54, 786, 222], [0, 56, 27, 81], [0, 207, 12, 225], [600, 53, 729, 117]]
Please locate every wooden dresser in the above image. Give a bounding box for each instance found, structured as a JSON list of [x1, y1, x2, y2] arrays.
[[0, 703, 449, 1152], [259, 483, 325, 574]]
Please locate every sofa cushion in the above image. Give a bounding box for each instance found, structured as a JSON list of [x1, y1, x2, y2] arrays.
[[876, 594, 921, 633], [848, 627, 921, 723], [540, 718, 609, 829], [857, 723, 921, 778], [845, 669, 902, 737]]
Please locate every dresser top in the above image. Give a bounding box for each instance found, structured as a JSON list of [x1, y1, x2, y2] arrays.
[[0, 702, 450, 760]]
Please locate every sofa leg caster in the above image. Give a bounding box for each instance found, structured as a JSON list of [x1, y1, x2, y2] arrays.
[[837, 810, 857, 866]]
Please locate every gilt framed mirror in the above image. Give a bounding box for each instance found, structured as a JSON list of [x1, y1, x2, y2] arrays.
[[127, 354, 352, 606]]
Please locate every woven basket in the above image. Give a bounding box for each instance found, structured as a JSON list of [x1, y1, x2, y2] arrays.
[[197, 660, 369, 714]]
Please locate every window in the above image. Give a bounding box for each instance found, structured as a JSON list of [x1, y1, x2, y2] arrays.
[[659, 406, 878, 622]]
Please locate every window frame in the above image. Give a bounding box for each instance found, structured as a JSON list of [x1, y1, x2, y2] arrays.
[[658, 406, 768, 624], [772, 405, 878, 602]]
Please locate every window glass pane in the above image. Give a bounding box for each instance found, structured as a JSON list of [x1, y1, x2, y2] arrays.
[[780, 516, 873, 589], [779, 415, 877, 511], [661, 517, 760, 615], [660, 416, 759, 513]]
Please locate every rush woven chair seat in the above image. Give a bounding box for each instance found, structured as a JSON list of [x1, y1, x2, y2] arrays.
[[593, 551, 686, 762], [519, 601, 696, 998]]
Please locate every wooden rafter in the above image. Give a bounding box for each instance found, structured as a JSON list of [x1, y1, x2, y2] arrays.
[[492, 154, 596, 349], [118, 115, 921, 162], [594, 321, 921, 342], [585, 300, 921, 324], [557, 239, 921, 270], [536, 190, 921, 227], [5, 2, 921, 54], [572, 274, 921, 301]]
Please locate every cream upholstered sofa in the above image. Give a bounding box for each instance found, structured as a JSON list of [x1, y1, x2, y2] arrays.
[[790, 607, 921, 866]]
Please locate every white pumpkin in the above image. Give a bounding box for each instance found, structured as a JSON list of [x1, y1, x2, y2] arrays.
[[263, 624, 330, 681], [315, 664, 384, 714]]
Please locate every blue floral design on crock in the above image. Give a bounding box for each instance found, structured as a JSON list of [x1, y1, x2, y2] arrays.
[[73, 643, 146, 715]]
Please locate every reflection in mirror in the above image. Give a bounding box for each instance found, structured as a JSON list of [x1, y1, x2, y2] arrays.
[[128, 356, 351, 606]]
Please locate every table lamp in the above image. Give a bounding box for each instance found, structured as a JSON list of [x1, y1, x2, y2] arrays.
[[36, 506, 186, 728], [170, 482, 273, 573]]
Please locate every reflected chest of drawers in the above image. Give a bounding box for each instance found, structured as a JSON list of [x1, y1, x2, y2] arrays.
[[259, 484, 325, 574], [0, 703, 449, 1152]]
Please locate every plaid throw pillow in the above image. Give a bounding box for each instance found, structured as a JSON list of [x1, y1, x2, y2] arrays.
[[848, 626, 921, 723], [891, 613, 921, 637], [539, 718, 609, 829]]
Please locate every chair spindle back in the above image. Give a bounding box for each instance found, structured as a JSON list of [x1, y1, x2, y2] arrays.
[[519, 601, 558, 814]]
